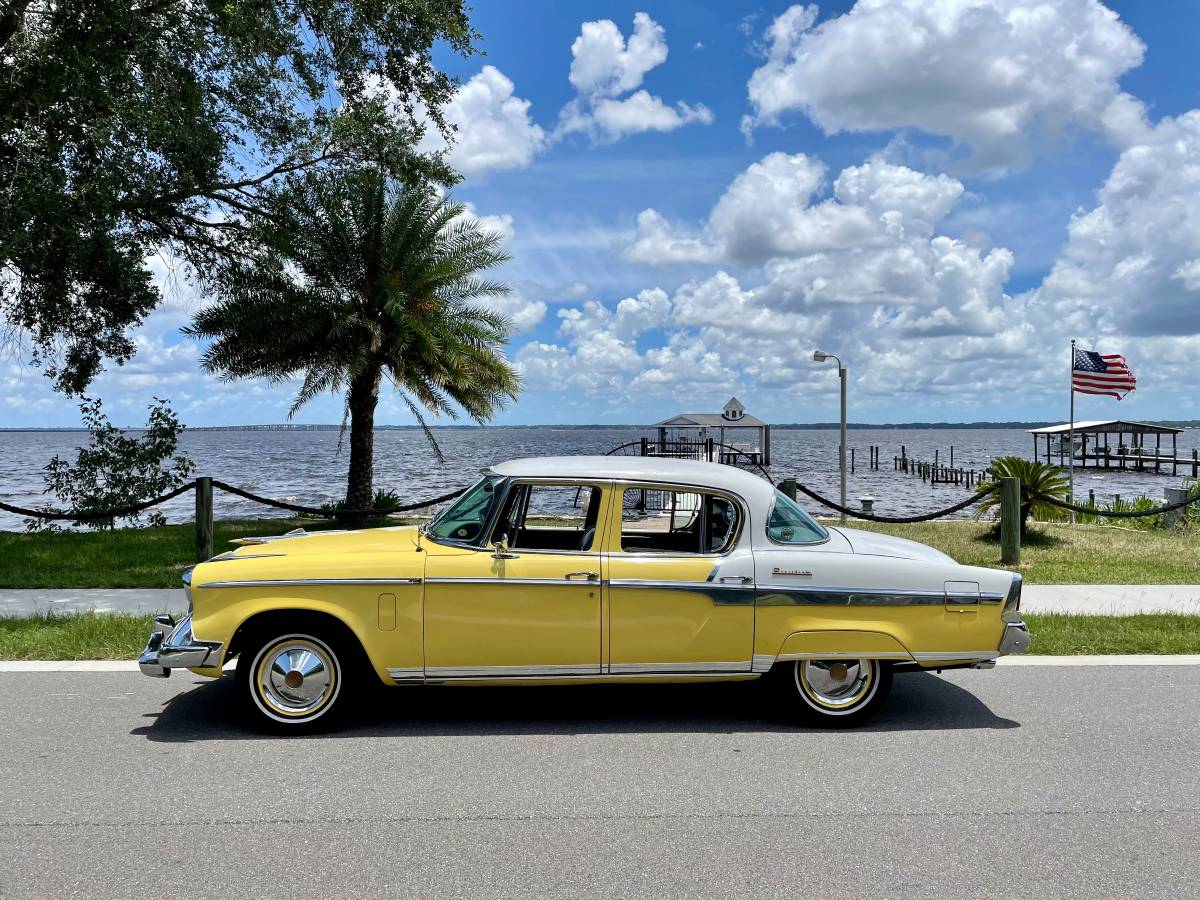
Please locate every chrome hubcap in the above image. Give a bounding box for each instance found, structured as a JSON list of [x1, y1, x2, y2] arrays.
[[255, 638, 337, 718], [797, 659, 874, 710]]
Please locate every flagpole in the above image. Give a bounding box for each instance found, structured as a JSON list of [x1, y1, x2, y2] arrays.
[[1068, 338, 1076, 525]]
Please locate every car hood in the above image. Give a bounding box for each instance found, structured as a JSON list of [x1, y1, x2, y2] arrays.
[[215, 525, 420, 558], [828, 527, 955, 564]]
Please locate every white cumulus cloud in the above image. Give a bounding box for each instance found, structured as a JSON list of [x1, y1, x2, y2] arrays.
[[421, 66, 545, 178], [743, 0, 1150, 173], [557, 12, 714, 143], [1031, 110, 1200, 337]]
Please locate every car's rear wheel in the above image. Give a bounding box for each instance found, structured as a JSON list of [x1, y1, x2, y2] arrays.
[[236, 630, 350, 732], [778, 658, 892, 727]]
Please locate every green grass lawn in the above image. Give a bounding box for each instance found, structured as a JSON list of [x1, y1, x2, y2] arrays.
[[2, 611, 1197, 659], [0, 517, 418, 589], [836, 519, 1200, 583]]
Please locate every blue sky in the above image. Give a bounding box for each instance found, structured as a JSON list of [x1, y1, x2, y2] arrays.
[[5, 0, 1200, 427]]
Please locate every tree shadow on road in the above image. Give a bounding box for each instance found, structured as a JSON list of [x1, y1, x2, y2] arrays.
[[131, 670, 1018, 742]]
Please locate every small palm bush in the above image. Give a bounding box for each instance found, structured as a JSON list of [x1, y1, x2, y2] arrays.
[[976, 456, 1069, 535]]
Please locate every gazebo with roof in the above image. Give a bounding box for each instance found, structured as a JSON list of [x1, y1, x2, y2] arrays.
[[653, 397, 771, 466]]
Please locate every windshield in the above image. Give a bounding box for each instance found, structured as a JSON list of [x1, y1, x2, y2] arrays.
[[766, 490, 829, 544], [427, 476, 505, 544]]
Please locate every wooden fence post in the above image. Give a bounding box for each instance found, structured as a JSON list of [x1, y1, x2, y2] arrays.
[[195, 476, 213, 563], [779, 478, 797, 501], [1000, 476, 1021, 566], [1163, 487, 1190, 531]]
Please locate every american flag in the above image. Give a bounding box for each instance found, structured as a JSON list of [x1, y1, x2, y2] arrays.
[[1072, 347, 1136, 400]]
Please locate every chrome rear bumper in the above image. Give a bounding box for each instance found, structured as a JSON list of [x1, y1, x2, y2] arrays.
[[138, 615, 223, 678], [998, 621, 1031, 655]]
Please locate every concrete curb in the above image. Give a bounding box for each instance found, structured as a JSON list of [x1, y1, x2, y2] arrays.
[[3, 656, 1200, 673]]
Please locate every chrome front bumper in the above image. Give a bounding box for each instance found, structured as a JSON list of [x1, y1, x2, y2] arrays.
[[998, 621, 1031, 655], [138, 614, 223, 678]]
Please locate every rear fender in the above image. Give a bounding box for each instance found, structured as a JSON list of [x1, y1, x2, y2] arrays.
[[770, 629, 913, 666]]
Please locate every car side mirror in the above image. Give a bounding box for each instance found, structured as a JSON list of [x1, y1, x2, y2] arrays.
[[491, 533, 517, 559]]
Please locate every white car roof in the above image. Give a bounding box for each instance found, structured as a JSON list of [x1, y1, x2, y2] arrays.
[[487, 455, 776, 506]]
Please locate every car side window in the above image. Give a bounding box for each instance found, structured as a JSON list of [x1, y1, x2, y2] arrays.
[[494, 483, 601, 552], [766, 490, 829, 544], [620, 487, 739, 554]]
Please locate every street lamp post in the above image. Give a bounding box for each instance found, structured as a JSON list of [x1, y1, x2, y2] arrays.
[[813, 350, 847, 523]]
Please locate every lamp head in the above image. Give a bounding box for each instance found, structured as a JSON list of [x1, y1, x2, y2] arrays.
[[812, 350, 829, 362]]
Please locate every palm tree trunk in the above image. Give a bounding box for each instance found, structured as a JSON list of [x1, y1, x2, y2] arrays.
[[345, 364, 382, 512]]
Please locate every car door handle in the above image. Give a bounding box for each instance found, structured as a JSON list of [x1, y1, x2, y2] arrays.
[[718, 576, 752, 584], [565, 571, 600, 581]]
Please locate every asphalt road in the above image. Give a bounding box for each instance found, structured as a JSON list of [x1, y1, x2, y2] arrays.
[[1, 666, 1197, 899]]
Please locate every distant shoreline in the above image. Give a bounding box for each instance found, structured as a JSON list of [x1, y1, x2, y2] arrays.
[[3, 420, 1198, 433]]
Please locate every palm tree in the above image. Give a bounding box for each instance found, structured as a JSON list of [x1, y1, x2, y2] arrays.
[[975, 456, 1070, 535], [186, 169, 520, 511]]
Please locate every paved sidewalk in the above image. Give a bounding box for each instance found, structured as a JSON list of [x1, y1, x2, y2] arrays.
[[0, 588, 186, 617], [3, 583, 1200, 617], [1022, 584, 1200, 615]]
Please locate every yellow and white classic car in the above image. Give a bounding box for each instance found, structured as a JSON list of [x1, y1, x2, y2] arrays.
[[140, 456, 1029, 730]]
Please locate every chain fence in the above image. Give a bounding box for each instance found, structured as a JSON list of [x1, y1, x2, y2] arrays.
[[790, 482, 999, 523], [1028, 488, 1199, 519], [1, 480, 467, 524], [790, 480, 1198, 525]]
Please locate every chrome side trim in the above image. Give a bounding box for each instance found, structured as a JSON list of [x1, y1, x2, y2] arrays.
[[425, 663, 602, 678], [198, 577, 423, 588], [756, 584, 1004, 607], [427, 672, 757, 683], [751, 653, 775, 673], [424, 577, 594, 587], [608, 578, 756, 606], [207, 552, 288, 562], [387, 667, 425, 684], [777, 650, 911, 661], [609, 660, 752, 674]]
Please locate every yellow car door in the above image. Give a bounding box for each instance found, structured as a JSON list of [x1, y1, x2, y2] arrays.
[[423, 481, 608, 679], [605, 483, 755, 675]]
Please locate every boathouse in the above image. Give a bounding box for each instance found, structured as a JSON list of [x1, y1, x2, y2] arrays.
[[652, 397, 771, 466], [1028, 420, 1194, 475]]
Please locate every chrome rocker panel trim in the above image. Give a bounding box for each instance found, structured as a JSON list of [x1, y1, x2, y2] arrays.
[[138, 614, 223, 678]]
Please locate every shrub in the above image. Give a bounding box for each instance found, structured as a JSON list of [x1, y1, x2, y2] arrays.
[[976, 456, 1069, 536], [29, 397, 195, 531]]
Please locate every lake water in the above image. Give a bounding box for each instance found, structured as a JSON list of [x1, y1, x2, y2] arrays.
[[2, 426, 1198, 530]]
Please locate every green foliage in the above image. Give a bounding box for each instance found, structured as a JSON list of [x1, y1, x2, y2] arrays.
[[0, 0, 478, 393], [318, 489, 403, 515], [30, 397, 195, 531], [975, 456, 1070, 534], [186, 169, 521, 508]]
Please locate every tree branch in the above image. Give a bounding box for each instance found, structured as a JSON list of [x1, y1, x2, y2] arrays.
[[0, 0, 34, 50]]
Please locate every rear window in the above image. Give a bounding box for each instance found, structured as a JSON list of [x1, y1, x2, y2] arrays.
[[620, 488, 739, 554]]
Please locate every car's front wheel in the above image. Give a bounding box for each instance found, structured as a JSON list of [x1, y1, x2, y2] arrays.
[[777, 658, 892, 727], [236, 630, 350, 732]]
